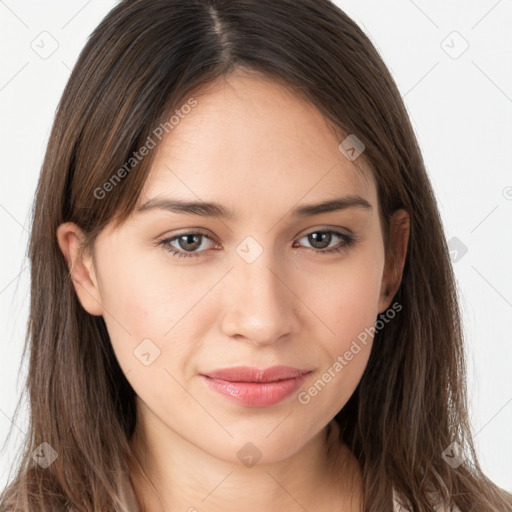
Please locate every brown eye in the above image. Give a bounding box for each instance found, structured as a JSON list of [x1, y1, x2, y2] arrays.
[[293, 230, 355, 254], [158, 232, 216, 258]]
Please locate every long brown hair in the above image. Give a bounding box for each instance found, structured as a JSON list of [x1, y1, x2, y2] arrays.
[[1, 0, 511, 510]]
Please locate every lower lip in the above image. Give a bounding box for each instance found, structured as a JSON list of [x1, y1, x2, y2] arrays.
[[201, 373, 309, 407]]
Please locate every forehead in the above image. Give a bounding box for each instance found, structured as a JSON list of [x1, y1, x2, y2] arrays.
[[138, 71, 376, 218]]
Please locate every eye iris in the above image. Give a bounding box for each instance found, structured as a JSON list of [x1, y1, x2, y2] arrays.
[[178, 234, 202, 251], [308, 231, 332, 249]]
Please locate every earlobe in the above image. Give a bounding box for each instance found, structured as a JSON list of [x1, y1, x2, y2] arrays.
[[56, 222, 104, 316], [378, 209, 410, 313]]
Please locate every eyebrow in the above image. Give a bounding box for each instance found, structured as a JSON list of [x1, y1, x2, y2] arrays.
[[136, 195, 372, 221]]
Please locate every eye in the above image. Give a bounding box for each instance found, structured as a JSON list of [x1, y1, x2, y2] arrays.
[[293, 229, 355, 255], [157, 229, 356, 259], [157, 231, 218, 259]]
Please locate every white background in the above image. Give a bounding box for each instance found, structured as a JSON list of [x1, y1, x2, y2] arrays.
[[0, 0, 511, 492]]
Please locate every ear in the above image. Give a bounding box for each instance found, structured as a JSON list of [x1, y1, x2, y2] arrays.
[[56, 222, 104, 316], [378, 209, 410, 313]]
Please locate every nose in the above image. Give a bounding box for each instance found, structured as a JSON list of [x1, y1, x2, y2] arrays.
[[219, 248, 301, 347]]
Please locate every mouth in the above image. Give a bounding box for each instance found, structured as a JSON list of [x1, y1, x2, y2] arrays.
[[200, 365, 313, 407]]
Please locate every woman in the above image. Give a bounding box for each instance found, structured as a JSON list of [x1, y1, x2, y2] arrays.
[[1, 0, 511, 510]]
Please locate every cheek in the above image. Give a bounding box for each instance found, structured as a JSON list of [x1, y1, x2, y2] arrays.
[[332, 266, 382, 336], [295, 253, 382, 409], [97, 251, 213, 389], [94, 251, 178, 370], [301, 251, 383, 342], [101, 272, 195, 415], [298, 289, 377, 417]]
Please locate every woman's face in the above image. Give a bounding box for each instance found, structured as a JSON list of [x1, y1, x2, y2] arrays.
[[59, 70, 405, 465]]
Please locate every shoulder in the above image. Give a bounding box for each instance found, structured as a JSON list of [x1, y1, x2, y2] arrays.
[[118, 471, 141, 512], [392, 487, 462, 511]]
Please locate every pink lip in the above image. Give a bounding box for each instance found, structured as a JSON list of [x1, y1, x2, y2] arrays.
[[200, 365, 312, 407]]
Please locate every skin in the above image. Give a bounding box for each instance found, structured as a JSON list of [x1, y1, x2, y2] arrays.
[[57, 69, 409, 512]]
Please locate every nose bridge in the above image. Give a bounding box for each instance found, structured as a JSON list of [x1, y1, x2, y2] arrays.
[[219, 235, 299, 345]]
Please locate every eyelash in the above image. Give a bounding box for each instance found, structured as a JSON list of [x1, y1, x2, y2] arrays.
[[156, 229, 356, 259]]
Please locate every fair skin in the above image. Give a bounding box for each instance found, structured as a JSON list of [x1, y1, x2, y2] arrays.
[[57, 70, 409, 512]]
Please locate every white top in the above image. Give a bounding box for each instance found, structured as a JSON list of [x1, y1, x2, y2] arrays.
[[116, 419, 458, 511]]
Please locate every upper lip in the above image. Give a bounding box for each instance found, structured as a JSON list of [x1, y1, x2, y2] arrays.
[[202, 365, 311, 383]]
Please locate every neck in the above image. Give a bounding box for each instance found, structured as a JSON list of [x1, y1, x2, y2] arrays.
[[127, 405, 363, 512]]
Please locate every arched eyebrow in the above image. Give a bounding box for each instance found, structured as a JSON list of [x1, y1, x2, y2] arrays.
[[135, 195, 372, 221]]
